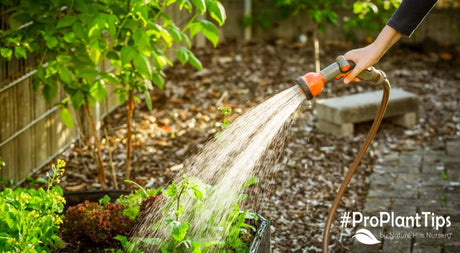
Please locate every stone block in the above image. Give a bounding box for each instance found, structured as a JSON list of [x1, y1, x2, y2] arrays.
[[314, 89, 418, 136], [315, 89, 419, 124], [391, 112, 417, 128], [317, 119, 353, 137]]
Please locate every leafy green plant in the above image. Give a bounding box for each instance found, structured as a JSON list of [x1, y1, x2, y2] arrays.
[[117, 179, 162, 220], [0, 160, 66, 252], [218, 106, 232, 131], [440, 171, 448, 180], [1, 0, 226, 185], [343, 0, 401, 39], [123, 176, 260, 252]]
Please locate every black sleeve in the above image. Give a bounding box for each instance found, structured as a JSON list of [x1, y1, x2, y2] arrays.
[[387, 0, 438, 37]]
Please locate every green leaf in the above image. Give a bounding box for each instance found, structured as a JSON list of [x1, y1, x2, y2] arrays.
[[441, 171, 448, 180], [14, 46, 27, 59], [243, 176, 259, 188], [178, 0, 193, 10], [59, 108, 74, 128], [90, 81, 107, 102], [191, 0, 206, 13], [172, 221, 189, 241], [64, 32, 77, 43], [58, 66, 72, 84], [206, 0, 226, 26], [42, 83, 58, 103], [133, 28, 149, 51], [191, 241, 202, 253], [99, 195, 111, 205], [177, 47, 189, 65], [187, 51, 202, 70], [152, 73, 164, 89], [73, 22, 87, 41], [168, 25, 182, 43], [192, 187, 203, 200], [57, 16, 77, 28], [0, 48, 12, 61], [121, 46, 137, 66], [106, 51, 119, 60], [70, 91, 85, 109], [166, 181, 178, 197], [133, 54, 152, 79], [199, 20, 219, 47], [158, 26, 172, 47], [57, 55, 72, 63], [189, 21, 202, 38], [144, 90, 153, 111], [44, 35, 59, 49], [89, 44, 101, 64]]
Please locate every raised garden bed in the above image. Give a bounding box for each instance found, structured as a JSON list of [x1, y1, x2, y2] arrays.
[[60, 186, 271, 252]]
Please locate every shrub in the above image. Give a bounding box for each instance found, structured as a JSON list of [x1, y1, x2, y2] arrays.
[[0, 160, 66, 252]]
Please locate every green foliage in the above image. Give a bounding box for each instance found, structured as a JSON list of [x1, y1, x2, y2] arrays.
[[0, 160, 66, 252], [250, 0, 341, 31], [0, 0, 225, 126], [217, 106, 232, 133], [343, 0, 401, 38], [117, 180, 161, 220], [123, 176, 259, 252], [440, 171, 448, 180]]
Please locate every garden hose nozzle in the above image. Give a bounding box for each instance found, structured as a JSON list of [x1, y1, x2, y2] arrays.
[[294, 55, 391, 253], [296, 55, 386, 99]]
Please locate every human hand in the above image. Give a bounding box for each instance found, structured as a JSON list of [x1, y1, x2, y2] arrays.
[[343, 25, 402, 84], [343, 43, 382, 84]]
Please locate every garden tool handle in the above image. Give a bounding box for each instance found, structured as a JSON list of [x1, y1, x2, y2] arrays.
[[296, 56, 387, 100], [324, 56, 386, 84]]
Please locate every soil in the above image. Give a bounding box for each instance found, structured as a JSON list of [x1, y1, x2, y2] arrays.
[[30, 39, 459, 252]]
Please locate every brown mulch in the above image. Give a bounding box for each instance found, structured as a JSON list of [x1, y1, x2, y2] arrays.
[[31, 39, 459, 252]]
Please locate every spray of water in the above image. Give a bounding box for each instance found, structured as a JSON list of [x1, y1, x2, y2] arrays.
[[132, 86, 305, 250]]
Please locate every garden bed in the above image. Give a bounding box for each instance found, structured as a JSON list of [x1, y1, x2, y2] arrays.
[[31, 39, 459, 252]]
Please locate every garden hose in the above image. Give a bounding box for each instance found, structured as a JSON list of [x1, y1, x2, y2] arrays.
[[295, 56, 391, 253]]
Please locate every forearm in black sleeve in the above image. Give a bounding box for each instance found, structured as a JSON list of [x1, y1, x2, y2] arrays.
[[387, 0, 438, 37]]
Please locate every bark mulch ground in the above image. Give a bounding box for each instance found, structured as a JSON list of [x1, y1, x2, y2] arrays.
[[31, 39, 459, 252]]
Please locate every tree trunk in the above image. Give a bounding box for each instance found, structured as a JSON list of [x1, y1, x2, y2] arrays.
[[313, 23, 320, 73], [125, 90, 134, 180], [84, 99, 107, 188]]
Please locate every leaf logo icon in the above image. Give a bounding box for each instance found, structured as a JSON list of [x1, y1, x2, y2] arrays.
[[353, 228, 381, 245]]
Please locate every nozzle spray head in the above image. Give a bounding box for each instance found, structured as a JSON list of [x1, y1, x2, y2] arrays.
[[296, 72, 326, 100], [295, 55, 387, 100]]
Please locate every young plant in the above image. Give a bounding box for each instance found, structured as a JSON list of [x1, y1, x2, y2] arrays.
[[1, 0, 227, 185], [123, 176, 260, 252], [0, 160, 66, 252], [105, 0, 226, 180], [215, 106, 232, 137]]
